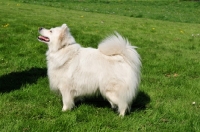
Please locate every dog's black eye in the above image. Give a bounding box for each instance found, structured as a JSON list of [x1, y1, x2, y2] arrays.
[[50, 30, 52, 33]]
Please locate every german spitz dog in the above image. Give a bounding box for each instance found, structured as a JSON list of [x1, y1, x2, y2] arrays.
[[38, 24, 141, 116]]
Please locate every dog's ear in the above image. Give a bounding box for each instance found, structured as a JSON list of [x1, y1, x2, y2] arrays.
[[61, 24, 68, 33], [61, 24, 67, 29], [61, 24, 68, 34], [59, 24, 68, 44]]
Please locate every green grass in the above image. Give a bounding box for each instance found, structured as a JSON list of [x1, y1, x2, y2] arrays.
[[13, 0, 200, 24], [0, 0, 200, 131]]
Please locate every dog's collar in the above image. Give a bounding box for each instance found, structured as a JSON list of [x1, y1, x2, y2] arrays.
[[69, 42, 76, 45], [58, 45, 66, 51], [58, 42, 76, 51]]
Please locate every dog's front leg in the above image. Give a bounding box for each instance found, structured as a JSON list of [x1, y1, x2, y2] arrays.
[[60, 88, 75, 111]]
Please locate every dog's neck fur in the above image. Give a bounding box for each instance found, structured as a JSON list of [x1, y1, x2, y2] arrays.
[[46, 43, 81, 70]]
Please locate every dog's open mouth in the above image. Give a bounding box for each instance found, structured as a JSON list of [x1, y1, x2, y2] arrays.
[[38, 36, 50, 42]]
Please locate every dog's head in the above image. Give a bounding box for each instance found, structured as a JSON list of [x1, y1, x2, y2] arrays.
[[38, 24, 75, 51]]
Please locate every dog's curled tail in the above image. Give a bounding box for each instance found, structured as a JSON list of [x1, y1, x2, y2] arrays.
[[98, 32, 141, 71]]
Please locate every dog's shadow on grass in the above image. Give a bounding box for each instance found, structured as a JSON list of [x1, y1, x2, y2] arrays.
[[131, 91, 151, 112], [0, 68, 47, 93], [76, 91, 150, 113]]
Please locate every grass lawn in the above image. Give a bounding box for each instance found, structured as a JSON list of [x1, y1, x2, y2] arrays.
[[0, 0, 200, 131]]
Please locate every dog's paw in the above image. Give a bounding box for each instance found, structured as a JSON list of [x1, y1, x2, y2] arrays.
[[62, 105, 68, 112], [62, 108, 67, 112], [62, 105, 73, 112]]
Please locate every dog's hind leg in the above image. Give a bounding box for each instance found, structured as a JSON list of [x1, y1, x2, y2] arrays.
[[118, 101, 129, 117], [109, 101, 117, 109], [105, 91, 129, 117]]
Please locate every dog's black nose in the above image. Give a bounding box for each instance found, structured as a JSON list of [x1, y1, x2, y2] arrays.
[[39, 27, 43, 31]]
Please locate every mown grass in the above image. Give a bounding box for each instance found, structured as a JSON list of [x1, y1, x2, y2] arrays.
[[0, 0, 200, 131], [13, 0, 200, 24]]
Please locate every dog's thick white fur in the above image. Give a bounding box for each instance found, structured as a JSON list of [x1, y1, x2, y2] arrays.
[[38, 24, 141, 116]]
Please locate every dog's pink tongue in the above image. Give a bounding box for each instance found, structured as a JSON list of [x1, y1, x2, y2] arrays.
[[39, 36, 49, 42]]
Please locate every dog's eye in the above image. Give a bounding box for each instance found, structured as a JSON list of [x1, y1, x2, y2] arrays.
[[50, 30, 52, 33]]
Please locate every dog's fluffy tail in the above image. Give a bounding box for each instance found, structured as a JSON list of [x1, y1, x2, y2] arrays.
[[98, 32, 141, 71]]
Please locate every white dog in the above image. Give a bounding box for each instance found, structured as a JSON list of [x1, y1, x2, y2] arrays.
[[38, 24, 141, 116]]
